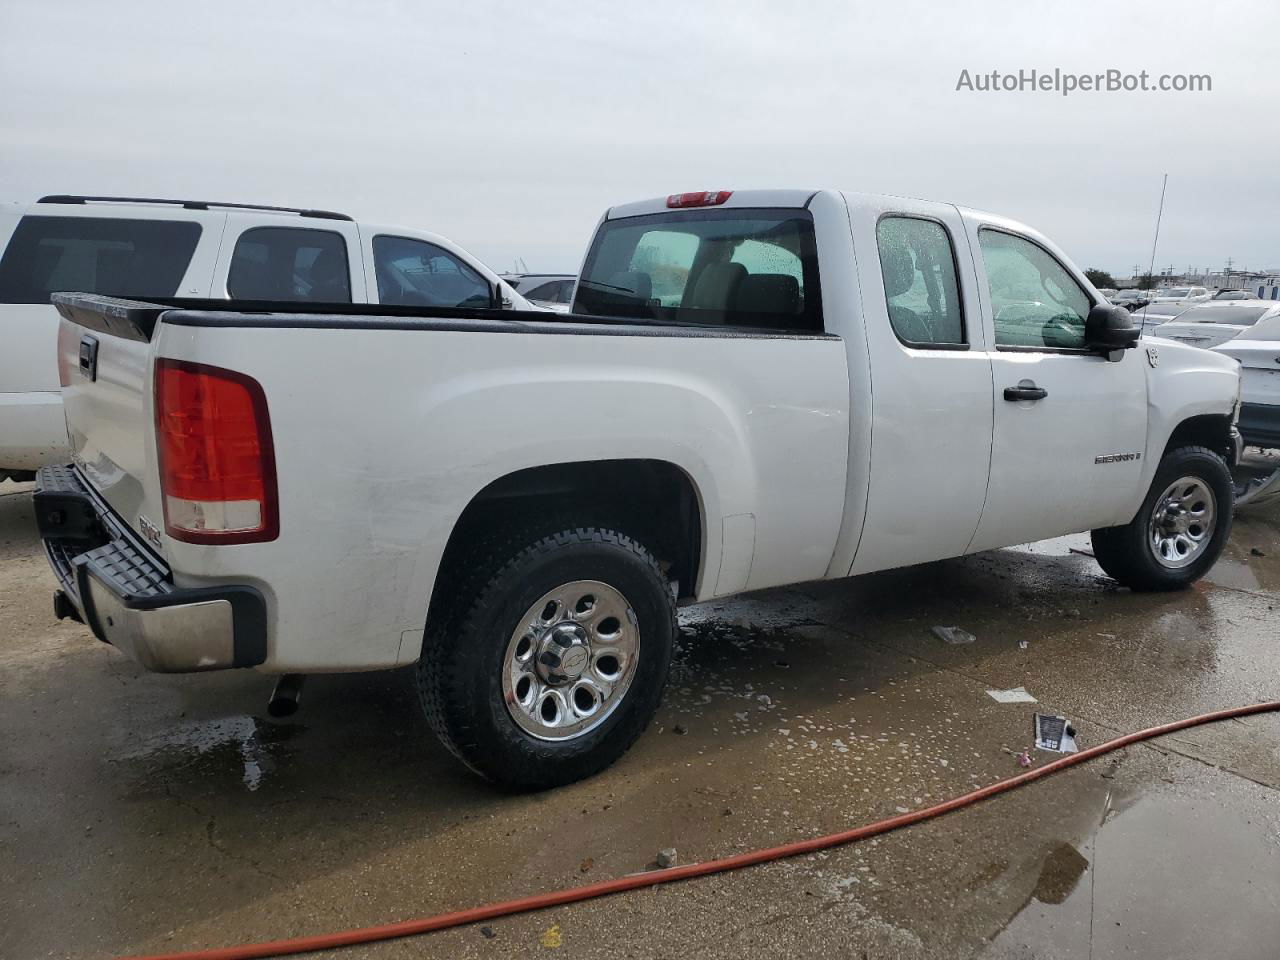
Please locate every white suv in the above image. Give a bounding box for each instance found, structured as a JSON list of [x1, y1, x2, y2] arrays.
[[0, 195, 528, 477]]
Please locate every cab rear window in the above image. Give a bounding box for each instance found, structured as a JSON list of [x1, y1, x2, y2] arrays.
[[574, 208, 822, 331], [0, 216, 202, 304]]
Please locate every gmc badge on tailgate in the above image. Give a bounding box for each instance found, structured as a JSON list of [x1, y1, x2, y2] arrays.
[[78, 335, 99, 382]]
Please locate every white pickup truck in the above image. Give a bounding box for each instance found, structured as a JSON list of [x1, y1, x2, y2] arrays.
[[35, 189, 1241, 788]]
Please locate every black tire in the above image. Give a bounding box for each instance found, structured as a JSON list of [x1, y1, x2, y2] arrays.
[[416, 524, 675, 790], [1091, 444, 1233, 591]]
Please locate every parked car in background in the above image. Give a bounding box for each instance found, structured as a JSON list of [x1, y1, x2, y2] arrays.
[[1214, 311, 1280, 506], [1212, 289, 1258, 301], [1149, 286, 1212, 306], [1097, 287, 1118, 299], [504, 273, 576, 312], [1152, 302, 1280, 350], [0, 195, 530, 478], [1130, 301, 1187, 335], [36, 188, 1239, 789], [1112, 288, 1147, 303]]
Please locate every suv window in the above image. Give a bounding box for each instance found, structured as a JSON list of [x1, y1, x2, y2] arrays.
[[0, 215, 202, 304], [978, 230, 1091, 349], [876, 216, 965, 346], [575, 209, 822, 331], [373, 235, 493, 308], [227, 227, 350, 302]]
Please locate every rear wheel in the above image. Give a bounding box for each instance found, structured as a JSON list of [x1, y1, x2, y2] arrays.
[[417, 524, 675, 789], [1091, 445, 1233, 591]]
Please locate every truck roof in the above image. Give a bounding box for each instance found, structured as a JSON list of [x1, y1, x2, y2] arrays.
[[606, 190, 821, 219], [605, 189, 1011, 225]]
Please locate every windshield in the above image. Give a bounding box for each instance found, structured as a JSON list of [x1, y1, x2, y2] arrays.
[[1177, 305, 1271, 325], [1158, 288, 1191, 298], [573, 208, 822, 331], [1214, 290, 1252, 300]]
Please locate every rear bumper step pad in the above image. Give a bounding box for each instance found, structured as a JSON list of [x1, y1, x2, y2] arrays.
[[34, 465, 266, 672]]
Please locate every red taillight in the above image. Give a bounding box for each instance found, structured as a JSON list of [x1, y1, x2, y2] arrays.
[[154, 358, 278, 544], [666, 190, 733, 209]]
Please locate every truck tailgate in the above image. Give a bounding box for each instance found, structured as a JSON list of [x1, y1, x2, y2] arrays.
[[55, 295, 160, 540]]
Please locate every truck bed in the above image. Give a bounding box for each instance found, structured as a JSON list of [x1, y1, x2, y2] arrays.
[[50, 292, 851, 672]]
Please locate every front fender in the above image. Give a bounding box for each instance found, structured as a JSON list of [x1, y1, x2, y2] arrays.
[[1140, 337, 1240, 489]]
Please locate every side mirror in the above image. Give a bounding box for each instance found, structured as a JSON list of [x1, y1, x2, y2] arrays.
[[1085, 302, 1139, 351]]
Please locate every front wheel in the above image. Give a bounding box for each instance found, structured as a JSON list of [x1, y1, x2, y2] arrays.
[[1091, 445, 1233, 591], [417, 525, 675, 790]]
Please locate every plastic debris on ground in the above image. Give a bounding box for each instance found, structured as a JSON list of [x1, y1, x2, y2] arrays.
[[932, 625, 976, 645], [987, 686, 1037, 704], [1034, 713, 1079, 753]]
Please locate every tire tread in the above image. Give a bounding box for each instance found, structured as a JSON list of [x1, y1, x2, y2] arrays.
[[416, 521, 675, 788]]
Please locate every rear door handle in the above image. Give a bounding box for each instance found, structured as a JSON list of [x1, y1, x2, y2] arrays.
[[1003, 381, 1048, 402]]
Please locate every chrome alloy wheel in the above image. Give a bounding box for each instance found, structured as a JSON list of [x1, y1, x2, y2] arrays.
[[1149, 476, 1217, 569], [502, 580, 639, 741]]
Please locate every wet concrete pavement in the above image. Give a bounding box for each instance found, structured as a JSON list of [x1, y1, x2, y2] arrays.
[[2, 480, 1278, 959]]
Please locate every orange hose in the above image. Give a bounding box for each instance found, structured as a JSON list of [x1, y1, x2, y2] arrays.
[[123, 699, 1280, 960]]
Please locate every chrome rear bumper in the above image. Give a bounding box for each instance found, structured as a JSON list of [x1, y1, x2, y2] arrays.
[[34, 464, 266, 672]]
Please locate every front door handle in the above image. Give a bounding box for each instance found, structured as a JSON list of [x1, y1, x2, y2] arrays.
[[1003, 381, 1048, 402]]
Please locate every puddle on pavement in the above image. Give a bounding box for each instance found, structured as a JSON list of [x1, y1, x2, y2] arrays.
[[120, 715, 306, 792], [986, 783, 1280, 958], [1028, 841, 1090, 905]]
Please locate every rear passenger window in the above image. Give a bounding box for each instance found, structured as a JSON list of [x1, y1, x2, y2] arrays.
[[372, 235, 493, 308], [978, 230, 1091, 350], [227, 227, 350, 303], [875, 217, 965, 346], [575, 210, 822, 331], [0, 216, 202, 304]]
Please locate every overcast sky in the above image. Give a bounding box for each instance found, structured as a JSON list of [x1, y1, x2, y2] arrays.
[[2, 0, 1277, 277]]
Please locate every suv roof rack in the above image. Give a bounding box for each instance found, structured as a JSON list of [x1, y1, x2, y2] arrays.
[[36, 195, 353, 222]]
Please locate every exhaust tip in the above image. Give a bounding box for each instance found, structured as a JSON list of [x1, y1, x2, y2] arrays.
[[267, 673, 305, 718]]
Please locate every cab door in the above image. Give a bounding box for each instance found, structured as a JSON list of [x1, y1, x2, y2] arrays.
[[846, 196, 995, 575], [963, 219, 1147, 552]]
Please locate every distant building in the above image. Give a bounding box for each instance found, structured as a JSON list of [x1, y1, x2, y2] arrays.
[[1111, 267, 1280, 297]]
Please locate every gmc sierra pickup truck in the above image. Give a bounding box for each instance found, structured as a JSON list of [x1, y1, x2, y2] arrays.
[[35, 189, 1241, 789]]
